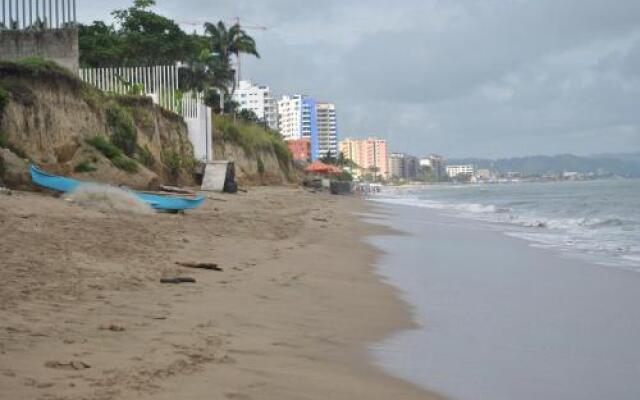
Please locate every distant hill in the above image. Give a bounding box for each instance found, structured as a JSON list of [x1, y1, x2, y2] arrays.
[[447, 152, 640, 177]]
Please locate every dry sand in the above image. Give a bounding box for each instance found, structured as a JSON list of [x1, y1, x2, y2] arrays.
[[0, 186, 442, 400]]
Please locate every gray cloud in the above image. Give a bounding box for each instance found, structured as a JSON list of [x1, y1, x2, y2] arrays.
[[79, 0, 640, 158]]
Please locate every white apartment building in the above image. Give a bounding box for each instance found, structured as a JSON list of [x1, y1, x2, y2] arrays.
[[277, 95, 305, 140], [446, 164, 475, 178], [232, 80, 278, 130], [315, 102, 338, 158]]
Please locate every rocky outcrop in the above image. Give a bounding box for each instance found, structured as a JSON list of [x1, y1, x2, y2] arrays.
[[0, 60, 195, 189], [0, 148, 30, 188]]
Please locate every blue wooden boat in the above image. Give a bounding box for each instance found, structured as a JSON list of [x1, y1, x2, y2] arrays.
[[30, 165, 205, 211]]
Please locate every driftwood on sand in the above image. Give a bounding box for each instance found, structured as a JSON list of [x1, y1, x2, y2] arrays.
[[160, 277, 197, 284], [159, 185, 196, 195], [176, 262, 223, 272]]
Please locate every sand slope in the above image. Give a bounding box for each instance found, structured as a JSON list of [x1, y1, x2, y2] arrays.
[[0, 187, 441, 400]]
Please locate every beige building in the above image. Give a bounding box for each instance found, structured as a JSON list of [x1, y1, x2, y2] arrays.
[[340, 138, 389, 179]]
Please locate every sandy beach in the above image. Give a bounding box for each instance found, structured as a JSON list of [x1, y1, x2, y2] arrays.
[[0, 187, 441, 400]]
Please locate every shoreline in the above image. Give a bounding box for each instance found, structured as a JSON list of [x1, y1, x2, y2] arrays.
[[0, 187, 443, 399], [369, 201, 640, 400]]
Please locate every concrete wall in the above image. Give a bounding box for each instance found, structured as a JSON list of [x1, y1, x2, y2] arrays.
[[185, 104, 213, 162], [0, 28, 79, 73]]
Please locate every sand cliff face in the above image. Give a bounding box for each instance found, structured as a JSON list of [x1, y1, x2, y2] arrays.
[[0, 62, 195, 189], [213, 140, 291, 186]]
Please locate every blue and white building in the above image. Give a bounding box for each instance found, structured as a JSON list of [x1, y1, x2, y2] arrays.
[[277, 95, 338, 161]]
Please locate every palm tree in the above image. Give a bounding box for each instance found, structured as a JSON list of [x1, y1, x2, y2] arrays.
[[203, 21, 260, 95]]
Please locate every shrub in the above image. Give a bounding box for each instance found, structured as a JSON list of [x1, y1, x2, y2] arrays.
[[112, 155, 138, 173], [336, 171, 353, 182], [86, 136, 122, 159], [222, 123, 240, 143], [162, 150, 182, 176], [74, 160, 97, 173], [0, 86, 8, 115], [136, 145, 154, 168], [0, 58, 83, 94], [272, 140, 292, 170], [106, 103, 137, 156], [0, 133, 7, 148], [257, 157, 265, 175]]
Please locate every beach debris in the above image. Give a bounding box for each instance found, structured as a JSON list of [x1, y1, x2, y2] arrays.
[[99, 324, 125, 332], [176, 262, 223, 272], [0, 187, 12, 196], [312, 217, 328, 222], [44, 361, 91, 370], [160, 277, 197, 284], [160, 185, 196, 195], [64, 184, 153, 215]]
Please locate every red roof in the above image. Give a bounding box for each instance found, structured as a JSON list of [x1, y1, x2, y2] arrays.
[[304, 161, 342, 175]]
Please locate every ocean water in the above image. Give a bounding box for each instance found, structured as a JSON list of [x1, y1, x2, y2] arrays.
[[366, 180, 640, 400], [374, 180, 640, 270]]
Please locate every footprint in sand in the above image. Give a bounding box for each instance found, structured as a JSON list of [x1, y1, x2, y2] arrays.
[[225, 392, 252, 400]]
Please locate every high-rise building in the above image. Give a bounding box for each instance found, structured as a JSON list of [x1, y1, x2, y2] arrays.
[[232, 80, 278, 130], [315, 102, 338, 160], [390, 153, 419, 180], [446, 165, 475, 178], [420, 154, 445, 180], [278, 95, 338, 160], [278, 95, 304, 140], [340, 138, 389, 179]]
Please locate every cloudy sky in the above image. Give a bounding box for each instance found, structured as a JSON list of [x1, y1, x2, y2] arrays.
[[81, 0, 640, 158]]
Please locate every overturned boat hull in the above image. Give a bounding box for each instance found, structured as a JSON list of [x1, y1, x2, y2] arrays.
[[30, 165, 205, 211]]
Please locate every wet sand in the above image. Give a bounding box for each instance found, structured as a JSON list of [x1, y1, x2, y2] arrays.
[[370, 202, 640, 400], [0, 187, 442, 400]]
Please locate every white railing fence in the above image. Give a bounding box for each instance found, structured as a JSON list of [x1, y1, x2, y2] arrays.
[[79, 65, 180, 114], [1, 0, 76, 30]]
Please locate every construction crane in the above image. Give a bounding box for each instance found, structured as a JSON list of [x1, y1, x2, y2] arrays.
[[232, 17, 267, 83]]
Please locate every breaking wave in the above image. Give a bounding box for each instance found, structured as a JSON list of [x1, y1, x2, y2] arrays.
[[372, 182, 640, 269]]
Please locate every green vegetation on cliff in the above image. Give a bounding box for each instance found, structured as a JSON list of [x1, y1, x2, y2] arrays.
[[214, 115, 292, 172], [86, 136, 139, 173], [106, 102, 137, 156]]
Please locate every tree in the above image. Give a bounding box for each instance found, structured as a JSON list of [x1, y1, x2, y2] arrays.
[[203, 21, 260, 94], [79, 0, 205, 67], [320, 150, 337, 165], [237, 109, 261, 124], [112, 0, 196, 65], [78, 21, 123, 67]]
